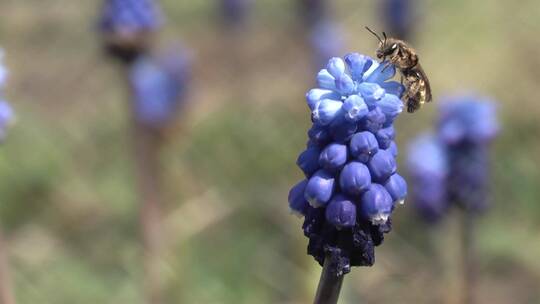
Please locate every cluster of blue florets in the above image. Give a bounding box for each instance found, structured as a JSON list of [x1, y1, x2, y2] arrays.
[[98, 0, 163, 34], [407, 95, 499, 222], [289, 54, 407, 273], [129, 47, 191, 128], [0, 50, 14, 142]]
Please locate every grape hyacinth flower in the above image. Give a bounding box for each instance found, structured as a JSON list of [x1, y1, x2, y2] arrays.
[[438, 95, 499, 212], [98, 0, 163, 62], [289, 54, 407, 276], [407, 134, 448, 222], [0, 50, 14, 142], [129, 46, 192, 129], [407, 94, 499, 221]]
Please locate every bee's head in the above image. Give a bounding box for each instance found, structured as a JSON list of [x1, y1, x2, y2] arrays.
[[377, 41, 399, 59], [365, 27, 399, 59]]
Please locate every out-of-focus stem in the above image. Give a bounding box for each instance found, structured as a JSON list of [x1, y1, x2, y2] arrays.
[[313, 255, 344, 304], [0, 228, 16, 304], [123, 62, 165, 304], [461, 210, 476, 304], [134, 124, 164, 304]]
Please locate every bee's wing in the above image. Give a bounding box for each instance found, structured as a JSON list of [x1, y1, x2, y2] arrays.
[[416, 65, 432, 102]]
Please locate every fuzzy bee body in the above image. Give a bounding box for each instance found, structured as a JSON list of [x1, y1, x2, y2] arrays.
[[366, 27, 432, 113]]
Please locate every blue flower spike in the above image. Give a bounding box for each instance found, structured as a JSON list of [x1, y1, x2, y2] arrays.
[[289, 53, 408, 272]]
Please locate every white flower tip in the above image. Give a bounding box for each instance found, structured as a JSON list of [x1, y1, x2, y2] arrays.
[[289, 208, 305, 218], [370, 213, 389, 225]]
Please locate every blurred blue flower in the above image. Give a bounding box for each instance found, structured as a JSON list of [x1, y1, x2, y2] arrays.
[[407, 133, 449, 222], [98, 0, 163, 34], [129, 46, 191, 128], [289, 54, 407, 272], [0, 50, 7, 90], [408, 95, 499, 222], [438, 95, 499, 145], [0, 50, 14, 142]]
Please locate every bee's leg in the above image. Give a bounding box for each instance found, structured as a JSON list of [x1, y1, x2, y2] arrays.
[[400, 75, 404, 85]]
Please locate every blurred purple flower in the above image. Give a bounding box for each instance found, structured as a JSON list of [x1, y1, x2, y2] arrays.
[[438, 95, 499, 145], [0, 50, 14, 142], [407, 133, 449, 222], [408, 95, 499, 222], [98, 0, 163, 34], [129, 46, 191, 128]]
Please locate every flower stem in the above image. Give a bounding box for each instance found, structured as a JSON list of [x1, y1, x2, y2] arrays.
[[123, 62, 165, 304], [461, 209, 476, 304], [313, 255, 345, 304]]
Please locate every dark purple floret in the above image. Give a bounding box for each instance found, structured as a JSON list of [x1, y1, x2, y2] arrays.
[[319, 143, 348, 173], [329, 116, 358, 143], [375, 125, 396, 149], [367, 149, 397, 182], [304, 169, 335, 207], [384, 173, 407, 204], [349, 131, 379, 163], [297, 146, 321, 177], [288, 180, 310, 216], [387, 141, 398, 157], [308, 124, 331, 147], [339, 162, 371, 197], [325, 195, 357, 229], [359, 107, 386, 133]]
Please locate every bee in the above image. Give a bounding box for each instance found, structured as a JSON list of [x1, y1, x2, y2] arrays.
[[365, 27, 432, 113]]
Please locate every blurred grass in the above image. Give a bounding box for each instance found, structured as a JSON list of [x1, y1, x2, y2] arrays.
[[1, 0, 540, 303]]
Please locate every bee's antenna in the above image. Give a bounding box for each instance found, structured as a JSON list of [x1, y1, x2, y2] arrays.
[[382, 32, 387, 45], [365, 26, 383, 44]]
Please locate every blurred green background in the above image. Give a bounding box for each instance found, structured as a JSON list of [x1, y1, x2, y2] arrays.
[[1, 0, 540, 303]]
